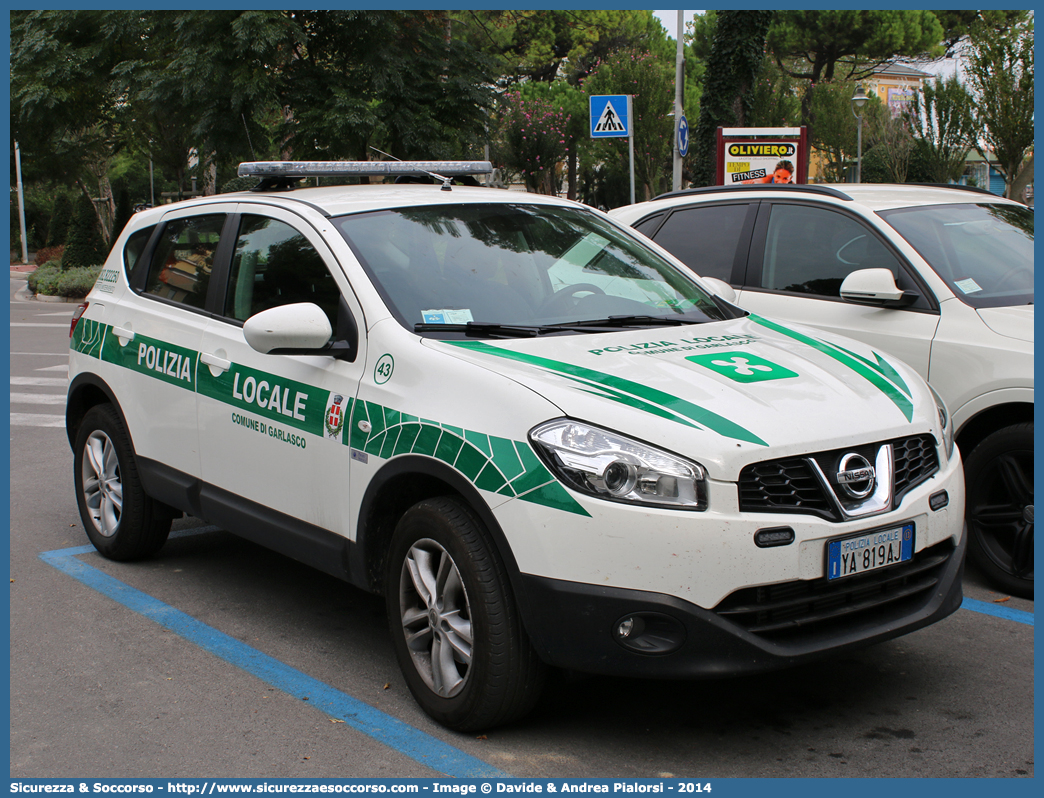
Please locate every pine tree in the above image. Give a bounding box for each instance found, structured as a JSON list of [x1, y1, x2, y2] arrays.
[[63, 195, 107, 270], [47, 194, 73, 247]]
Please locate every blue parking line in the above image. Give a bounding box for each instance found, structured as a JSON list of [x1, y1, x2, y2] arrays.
[[39, 543, 511, 779], [960, 596, 1034, 626]]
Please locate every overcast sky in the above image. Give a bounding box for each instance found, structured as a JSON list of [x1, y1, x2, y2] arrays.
[[652, 9, 701, 41]]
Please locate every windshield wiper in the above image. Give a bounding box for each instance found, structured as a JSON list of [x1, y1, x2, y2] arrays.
[[414, 322, 565, 339], [546, 314, 707, 329]]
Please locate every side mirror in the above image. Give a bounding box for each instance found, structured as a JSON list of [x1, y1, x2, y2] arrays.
[[700, 276, 738, 305], [243, 303, 333, 354], [840, 269, 917, 308]]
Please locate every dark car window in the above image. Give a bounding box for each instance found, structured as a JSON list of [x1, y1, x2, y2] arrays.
[[650, 204, 749, 282], [123, 226, 155, 281], [759, 204, 903, 297], [224, 214, 340, 327], [144, 215, 226, 309], [632, 213, 664, 237]]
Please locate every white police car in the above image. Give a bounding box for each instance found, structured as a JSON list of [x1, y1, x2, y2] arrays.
[[68, 161, 965, 731]]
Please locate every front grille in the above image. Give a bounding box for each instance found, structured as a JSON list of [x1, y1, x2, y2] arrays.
[[738, 434, 941, 522], [715, 539, 954, 643], [738, 458, 836, 520], [893, 434, 939, 501]]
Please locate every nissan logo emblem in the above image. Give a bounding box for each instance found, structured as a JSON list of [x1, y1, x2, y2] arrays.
[[837, 453, 876, 499]]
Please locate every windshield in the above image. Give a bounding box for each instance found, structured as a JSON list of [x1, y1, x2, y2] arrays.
[[334, 203, 734, 336], [878, 202, 1033, 308]]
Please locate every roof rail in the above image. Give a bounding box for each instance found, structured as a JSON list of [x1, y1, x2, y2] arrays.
[[237, 160, 493, 191], [905, 182, 998, 197], [651, 184, 853, 202]]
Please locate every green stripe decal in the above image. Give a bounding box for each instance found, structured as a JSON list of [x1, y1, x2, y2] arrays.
[[73, 326, 591, 517], [748, 315, 914, 421], [448, 340, 767, 446], [350, 400, 590, 517]]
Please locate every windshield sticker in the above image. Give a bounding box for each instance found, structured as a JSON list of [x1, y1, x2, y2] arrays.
[[448, 340, 768, 446], [954, 278, 983, 295], [422, 309, 474, 324], [687, 352, 798, 383], [748, 315, 914, 421]]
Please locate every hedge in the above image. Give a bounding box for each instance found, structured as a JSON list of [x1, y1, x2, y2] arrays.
[[28, 263, 103, 298]]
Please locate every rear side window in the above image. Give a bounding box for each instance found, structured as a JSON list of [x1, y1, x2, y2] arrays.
[[144, 215, 226, 309], [123, 226, 155, 280], [224, 215, 340, 327], [650, 204, 749, 282]]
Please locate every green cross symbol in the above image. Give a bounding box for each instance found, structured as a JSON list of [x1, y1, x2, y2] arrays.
[[686, 351, 798, 383]]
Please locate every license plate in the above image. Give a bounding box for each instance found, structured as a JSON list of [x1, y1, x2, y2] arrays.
[[826, 523, 914, 580]]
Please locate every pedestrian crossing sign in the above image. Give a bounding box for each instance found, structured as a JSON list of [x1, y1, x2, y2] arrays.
[[590, 95, 632, 138]]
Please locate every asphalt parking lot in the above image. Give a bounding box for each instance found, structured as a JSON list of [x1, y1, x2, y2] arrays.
[[9, 278, 1034, 780]]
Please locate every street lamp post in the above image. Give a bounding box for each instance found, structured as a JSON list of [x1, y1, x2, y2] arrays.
[[850, 84, 869, 183]]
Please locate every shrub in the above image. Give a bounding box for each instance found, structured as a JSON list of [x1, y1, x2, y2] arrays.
[[28, 264, 101, 299], [34, 244, 64, 266]]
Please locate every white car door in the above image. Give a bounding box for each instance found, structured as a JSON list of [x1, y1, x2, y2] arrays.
[[734, 201, 940, 378], [195, 205, 366, 540]]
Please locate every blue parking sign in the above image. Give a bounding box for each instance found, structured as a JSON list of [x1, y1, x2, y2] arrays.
[[590, 95, 632, 138]]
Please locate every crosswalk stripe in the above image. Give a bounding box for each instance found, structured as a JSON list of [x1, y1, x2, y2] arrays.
[[10, 392, 65, 405], [10, 377, 67, 386], [10, 413, 65, 428], [36, 365, 69, 372], [11, 323, 72, 328]]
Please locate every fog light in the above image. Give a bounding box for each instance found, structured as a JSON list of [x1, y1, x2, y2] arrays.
[[611, 612, 685, 654], [754, 526, 795, 548]]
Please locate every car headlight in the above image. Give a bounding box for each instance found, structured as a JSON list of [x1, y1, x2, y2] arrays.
[[928, 384, 954, 461], [529, 419, 707, 509]]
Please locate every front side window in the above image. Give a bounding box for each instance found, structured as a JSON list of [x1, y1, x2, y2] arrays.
[[144, 215, 225, 309], [879, 202, 1033, 308], [334, 203, 733, 333], [224, 215, 341, 327], [759, 204, 903, 297]]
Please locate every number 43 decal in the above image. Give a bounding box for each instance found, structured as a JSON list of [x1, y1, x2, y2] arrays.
[[374, 354, 395, 384]]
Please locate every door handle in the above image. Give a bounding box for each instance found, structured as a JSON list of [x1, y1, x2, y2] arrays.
[[201, 353, 232, 373], [112, 326, 135, 343]]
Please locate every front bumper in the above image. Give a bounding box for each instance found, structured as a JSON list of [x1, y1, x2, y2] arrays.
[[518, 530, 965, 678]]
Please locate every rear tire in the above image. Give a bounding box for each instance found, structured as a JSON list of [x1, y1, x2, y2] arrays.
[[73, 403, 172, 561], [964, 423, 1033, 598], [385, 497, 546, 731]]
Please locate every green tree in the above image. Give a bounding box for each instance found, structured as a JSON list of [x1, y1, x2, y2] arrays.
[[766, 11, 944, 140], [46, 194, 74, 248], [908, 75, 975, 184], [63, 194, 107, 270], [964, 18, 1034, 199], [584, 49, 677, 202], [806, 80, 877, 183], [278, 11, 495, 163], [459, 10, 670, 86], [690, 11, 774, 187], [494, 92, 571, 194]]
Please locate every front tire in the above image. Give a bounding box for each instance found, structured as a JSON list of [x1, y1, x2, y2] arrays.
[[385, 497, 546, 731], [965, 423, 1033, 598], [73, 403, 172, 561]]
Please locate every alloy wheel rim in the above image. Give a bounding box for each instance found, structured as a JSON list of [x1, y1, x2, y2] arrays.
[[968, 451, 1034, 582], [399, 538, 473, 698], [81, 430, 123, 537]]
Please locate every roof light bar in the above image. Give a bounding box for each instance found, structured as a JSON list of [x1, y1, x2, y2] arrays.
[[238, 161, 493, 178]]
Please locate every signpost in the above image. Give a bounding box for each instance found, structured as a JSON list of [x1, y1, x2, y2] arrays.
[[590, 94, 635, 204]]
